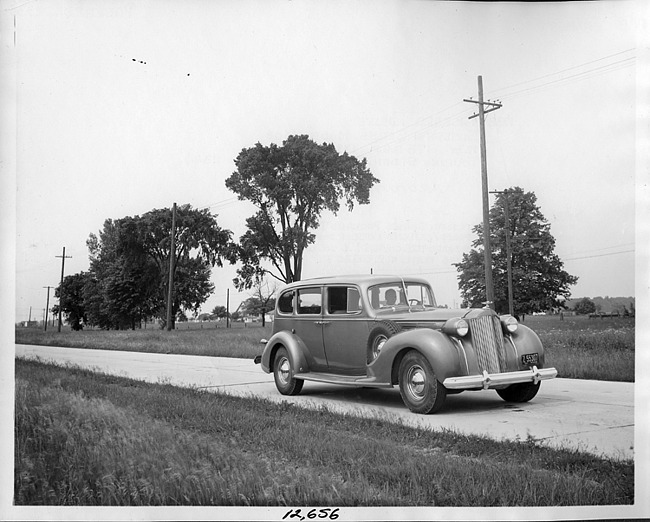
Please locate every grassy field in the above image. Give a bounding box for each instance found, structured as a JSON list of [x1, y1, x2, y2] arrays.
[[14, 358, 633, 507], [15, 322, 270, 359], [523, 315, 634, 382], [15, 315, 635, 382]]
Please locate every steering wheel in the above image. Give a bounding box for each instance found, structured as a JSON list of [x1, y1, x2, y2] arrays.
[[409, 299, 422, 306]]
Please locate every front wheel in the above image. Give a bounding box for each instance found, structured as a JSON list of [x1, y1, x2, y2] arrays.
[[496, 381, 540, 402], [273, 347, 303, 396], [398, 351, 446, 414]]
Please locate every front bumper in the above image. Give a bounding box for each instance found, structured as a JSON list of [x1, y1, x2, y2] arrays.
[[442, 366, 557, 390]]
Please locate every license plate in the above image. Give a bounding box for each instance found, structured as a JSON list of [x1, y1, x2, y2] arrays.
[[521, 353, 539, 366]]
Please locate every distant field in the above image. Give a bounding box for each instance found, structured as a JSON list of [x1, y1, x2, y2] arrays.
[[523, 315, 635, 382], [15, 322, 270, 359], [15, 314, 634, 382]]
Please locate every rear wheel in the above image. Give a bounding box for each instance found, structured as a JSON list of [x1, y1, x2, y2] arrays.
[[496, 381, 540, 402], [273, 347, 303, 396], [398, 351, 446, 414]]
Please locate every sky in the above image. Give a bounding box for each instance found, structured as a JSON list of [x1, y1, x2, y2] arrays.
[[2, 0, 646, 322]]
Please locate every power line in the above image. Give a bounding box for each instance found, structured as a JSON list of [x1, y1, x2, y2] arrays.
[[350, 102, 466, 156], [349, 48, 635, 157], [488, 48, 635, 98], [564, 243, 635, 256], [199, 196, 239, 211], [564, 249, 634, 261], [494, 57, 635, 101]]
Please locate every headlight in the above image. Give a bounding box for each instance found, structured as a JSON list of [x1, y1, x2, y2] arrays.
[[443, 318, 469, 337], [500, 315, 518, 333]]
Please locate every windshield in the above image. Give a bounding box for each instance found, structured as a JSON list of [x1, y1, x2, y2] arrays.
[[368, 282, 437, 310]]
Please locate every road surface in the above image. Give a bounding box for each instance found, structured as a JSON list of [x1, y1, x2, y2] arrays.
[[15, 344, 635, 460]]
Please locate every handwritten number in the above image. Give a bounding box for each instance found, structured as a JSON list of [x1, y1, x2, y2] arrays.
[[282, 508, 340, 520]]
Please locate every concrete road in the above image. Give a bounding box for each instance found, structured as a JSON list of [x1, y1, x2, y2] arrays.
[[15, 344, 634, 460]]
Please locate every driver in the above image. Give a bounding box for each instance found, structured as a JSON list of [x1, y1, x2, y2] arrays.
[[384, 289, 397, 307]]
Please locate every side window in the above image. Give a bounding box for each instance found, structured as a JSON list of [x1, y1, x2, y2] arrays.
[[278, 290, 295, 314], [347, 287, 361, 313], [297, 287, 322, 315], [327, 286, 361, 314]]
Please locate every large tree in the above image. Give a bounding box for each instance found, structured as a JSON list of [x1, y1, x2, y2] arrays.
[[225, 134, 379, 289], [454, 187, 578, 315], [85, 216, 160, 329], [86, 205, 236, 329]]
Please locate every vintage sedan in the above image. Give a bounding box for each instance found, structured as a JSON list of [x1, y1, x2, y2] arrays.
[[255, 275, 557, 414]]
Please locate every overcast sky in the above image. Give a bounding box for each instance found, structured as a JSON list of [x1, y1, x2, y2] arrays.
[[3, 0, 646, 321], [2, 1, 649, 520]]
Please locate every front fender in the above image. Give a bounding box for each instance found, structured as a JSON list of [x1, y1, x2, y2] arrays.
[[260, 330, 310, 375], [370, 328, 462, 383], [508, 324, 546, 368]]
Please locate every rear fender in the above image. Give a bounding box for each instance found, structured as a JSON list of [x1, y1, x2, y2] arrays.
[[369, 328, 462, 384], [261, 330, 310, 375]]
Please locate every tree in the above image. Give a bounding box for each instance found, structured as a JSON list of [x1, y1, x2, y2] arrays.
[[211, 305, 229, 320], [573, 297, 596, 315], [86, 216, 166, 329], [454, 187, 578, 315], [225, 134, 379, 289], [53, 272, 89, 330], [86, 205, 236, 329], [247, 279, 277, 327]]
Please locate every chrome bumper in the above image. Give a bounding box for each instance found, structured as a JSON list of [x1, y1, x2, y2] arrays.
[[443, 366, 557, 390]]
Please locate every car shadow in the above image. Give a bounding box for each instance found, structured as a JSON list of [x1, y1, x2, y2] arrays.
[[298, 382, 512, 415]]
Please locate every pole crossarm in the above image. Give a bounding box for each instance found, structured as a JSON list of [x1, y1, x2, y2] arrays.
[[463, 98, 502, 108], [463, 99, 502, 120]]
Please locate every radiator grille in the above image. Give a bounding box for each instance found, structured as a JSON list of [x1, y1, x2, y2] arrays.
[[469, 315, 506, 373]]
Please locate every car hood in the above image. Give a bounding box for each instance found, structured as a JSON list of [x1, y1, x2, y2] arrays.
[[376, 307, 496, 328]]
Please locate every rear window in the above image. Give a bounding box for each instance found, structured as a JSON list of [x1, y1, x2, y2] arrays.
[[277, 290, 295, 314]]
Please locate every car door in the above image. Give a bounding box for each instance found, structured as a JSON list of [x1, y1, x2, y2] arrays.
[[321, 285, 370, 375], [292, 286, 328, 371]]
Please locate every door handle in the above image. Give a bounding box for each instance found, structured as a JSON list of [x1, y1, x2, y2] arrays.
[[314, 321, 331, 325]]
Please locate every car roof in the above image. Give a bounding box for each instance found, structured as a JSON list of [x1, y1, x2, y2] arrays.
[[280, 274, 431, 290]]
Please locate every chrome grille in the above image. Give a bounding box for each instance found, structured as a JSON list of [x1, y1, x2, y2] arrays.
[[469, 316, 506, 373]]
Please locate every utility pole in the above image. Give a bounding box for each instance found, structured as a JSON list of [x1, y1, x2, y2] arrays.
[[43, 286, 54, 331], [55, 247, 72, 332], [166, 202, 177, 331], [490, 190, 514, 316], [464, 76, 502, 309], [226, 288, 230, 329]]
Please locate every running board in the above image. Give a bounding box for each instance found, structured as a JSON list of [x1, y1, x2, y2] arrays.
[[293, 372, 394, 389]]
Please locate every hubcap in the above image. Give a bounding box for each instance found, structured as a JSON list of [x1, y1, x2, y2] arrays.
[[372, 336, 387, 361], [278, 357, 291, 385], [406, 365, 427, 401]]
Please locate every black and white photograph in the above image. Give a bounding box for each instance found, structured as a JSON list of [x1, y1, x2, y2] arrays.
[[1, 0, 648, 520]]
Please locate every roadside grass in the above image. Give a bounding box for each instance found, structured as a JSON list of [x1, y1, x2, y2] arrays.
[[14, 323, 270, 359], [16, 315, 635, 382], [15, 358, 633, 507]]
